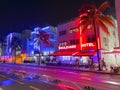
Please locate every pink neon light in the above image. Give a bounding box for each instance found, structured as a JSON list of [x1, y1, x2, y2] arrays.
[[80, 76, 92, 81]]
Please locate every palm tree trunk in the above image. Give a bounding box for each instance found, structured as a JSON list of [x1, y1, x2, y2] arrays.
[[38, 52, 40, 65], [93, 19, 102, 71], [15, 48, 16, 64]]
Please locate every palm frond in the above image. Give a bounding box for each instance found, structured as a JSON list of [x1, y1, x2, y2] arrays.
[[81, 20, 92, 33], [98, 15, 115, 28], [96, 19, 110, 35], [98, 1, 110, 12], [33, 38, 38, 43]]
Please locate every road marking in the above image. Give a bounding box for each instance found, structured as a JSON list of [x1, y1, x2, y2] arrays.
[[0, 73, 24, 85], [9, 78, 24, 85], [72, 82, 83, 90], [29, 85, 40, 90], [0, 88, 3, 90], [0, 74, 7, 78]]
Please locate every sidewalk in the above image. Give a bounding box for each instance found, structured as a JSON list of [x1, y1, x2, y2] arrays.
[[21, 63, 120, 75], [1, 62, 120, 75]]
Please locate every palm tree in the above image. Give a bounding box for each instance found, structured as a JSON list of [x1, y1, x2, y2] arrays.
[[10, 36, 22, 64], [32, 29, 50, 65], [0, 37, 6, 62], [79, 1, 115, 70]]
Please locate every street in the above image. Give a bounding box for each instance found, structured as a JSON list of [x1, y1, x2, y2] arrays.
[[0, 63, 120, 90], [0, 68, 64, 90]]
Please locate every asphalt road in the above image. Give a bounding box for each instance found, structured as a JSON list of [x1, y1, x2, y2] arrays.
[[0, 70, 64, 90], [0, 63, 120, 90]]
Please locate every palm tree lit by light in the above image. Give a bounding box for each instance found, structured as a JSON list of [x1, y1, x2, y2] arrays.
[[79, 1, 115, 70]]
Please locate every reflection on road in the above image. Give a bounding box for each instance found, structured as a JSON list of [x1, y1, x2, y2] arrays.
[[0, 64, 120, 90]]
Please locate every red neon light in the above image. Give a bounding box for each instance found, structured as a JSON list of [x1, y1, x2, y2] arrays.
[[79, 26, 82, 50], [97, 37, 100, 49], [57, 83, 79, 90]]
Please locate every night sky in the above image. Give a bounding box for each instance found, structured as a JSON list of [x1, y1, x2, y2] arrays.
[[0, 0, 115, 37]]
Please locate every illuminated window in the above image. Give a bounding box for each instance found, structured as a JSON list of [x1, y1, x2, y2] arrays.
[[69, 28, 78, 33]]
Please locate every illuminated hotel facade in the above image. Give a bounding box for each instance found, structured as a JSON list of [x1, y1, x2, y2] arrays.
[[29, 26, 57, 61], [51, 17, 119, 69], [115, 0, 120, 46]]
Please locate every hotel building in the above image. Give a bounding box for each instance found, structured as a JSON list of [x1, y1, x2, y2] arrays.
[[51, 16, 119, 69]]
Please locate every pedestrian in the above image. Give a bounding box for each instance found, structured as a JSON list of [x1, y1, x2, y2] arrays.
[[102, 58, 107, 71], [75, 58, 80, 70], [89, 59, 94, 70], [110, 65, 113, 73]]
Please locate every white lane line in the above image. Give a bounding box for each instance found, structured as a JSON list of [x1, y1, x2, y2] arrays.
[[0, 74, 7, 78], [9, 78, 24, 85], [29, 85, 41, 90], [72, 82, 83, 90]]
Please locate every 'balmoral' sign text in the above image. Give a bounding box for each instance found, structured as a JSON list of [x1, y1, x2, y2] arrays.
[[58, 45, 76, 50]]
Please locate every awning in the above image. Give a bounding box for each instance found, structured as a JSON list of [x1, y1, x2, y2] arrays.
[[73, 51, 96, 56], [49, 51, 96, 56], [49, 51, 75, 56], [114, 47, 120, 49], [103, 51, 120, 54]]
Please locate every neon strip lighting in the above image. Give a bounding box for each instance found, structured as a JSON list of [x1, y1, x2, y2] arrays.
[[42, 26, 49, 30], [97, 37, 100, 49], [79, 26, 82, 50]]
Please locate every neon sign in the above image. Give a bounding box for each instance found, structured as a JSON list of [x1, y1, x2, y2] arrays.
[[81, 43, 95, 47], [58, 45, 76, 50]]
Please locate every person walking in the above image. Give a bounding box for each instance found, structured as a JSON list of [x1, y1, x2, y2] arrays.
[[89, 59, 94, 70], [102, 58, 107, 71], [75, 58, 80, 70]]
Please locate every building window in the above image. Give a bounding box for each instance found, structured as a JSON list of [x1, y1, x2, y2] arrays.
[[113, 31, 116, 38], [59, 30, 66, 36], [87, 36, 95, 43], [59, 41, 67, 46], [103, 37, 109, 46], [70, 39, 79, 45], [69, 28, 78, 33]]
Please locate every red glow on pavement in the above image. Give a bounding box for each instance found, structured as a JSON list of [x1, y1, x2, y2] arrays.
[[57, 83, 79, 90], [80, 77, 92, 81]]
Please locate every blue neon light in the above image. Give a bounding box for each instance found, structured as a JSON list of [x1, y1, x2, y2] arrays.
[[42, 26, 49, 30]]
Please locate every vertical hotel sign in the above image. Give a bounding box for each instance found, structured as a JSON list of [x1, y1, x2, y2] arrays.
[[58, 45, 77, 50]]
